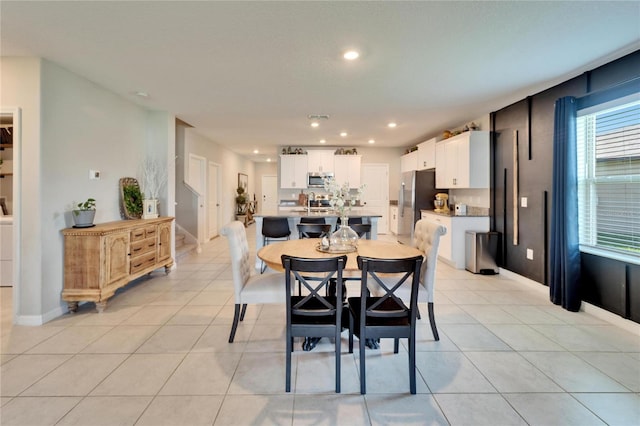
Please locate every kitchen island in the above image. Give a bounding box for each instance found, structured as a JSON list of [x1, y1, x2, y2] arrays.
[[253, 209, 382, 272]]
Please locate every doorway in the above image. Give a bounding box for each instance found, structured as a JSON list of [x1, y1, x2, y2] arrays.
[[261, 175, 278, 215], [361, 163, 389, 234], [207, 162, 220, 240], [1, 107, 21, 323]]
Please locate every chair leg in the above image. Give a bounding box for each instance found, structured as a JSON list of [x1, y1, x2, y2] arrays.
[[286, 328, 292, 392], [335, 326, 341, 393], [428, 302, 440, 341], [229, 304, 241, 343], [359, 325, 366, 395], [393, 338, 399, 354], [239, 304, 248, 321], [409, 332, 416, 395], [348, 311, 354, 353]]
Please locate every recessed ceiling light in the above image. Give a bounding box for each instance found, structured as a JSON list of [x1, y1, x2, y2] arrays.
[[368, 139, 375, 144], [388, 122, 397, 128], [135, 91, 149, 98], [253, 149, 259, 154], [340, 132, 348, 137], [267, 158, 271, 162], [319, 139, 326, 144], [311, 122, 319, 128], [343, 50, 360, 60]]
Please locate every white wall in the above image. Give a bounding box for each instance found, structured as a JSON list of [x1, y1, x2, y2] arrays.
[[1, 57, 175, 323], [183, 128, 255, 230]]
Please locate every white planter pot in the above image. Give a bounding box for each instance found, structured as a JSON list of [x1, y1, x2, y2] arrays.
[[72, 210, 96, 227]]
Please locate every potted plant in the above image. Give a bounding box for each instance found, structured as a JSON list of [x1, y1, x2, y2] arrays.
[[236, 186, 248, 215], [72, 198, 96, 227]]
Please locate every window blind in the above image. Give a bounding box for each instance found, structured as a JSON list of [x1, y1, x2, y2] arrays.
[[577, 100, 640, 257]]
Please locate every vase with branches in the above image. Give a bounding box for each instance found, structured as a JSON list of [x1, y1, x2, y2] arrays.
[[139, 157, 167, 219]]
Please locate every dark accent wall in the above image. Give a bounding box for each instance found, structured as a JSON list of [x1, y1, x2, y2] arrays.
[[491, 50, 640, 323]]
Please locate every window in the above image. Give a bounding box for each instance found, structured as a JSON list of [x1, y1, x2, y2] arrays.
[[577, 96, 640, 261]]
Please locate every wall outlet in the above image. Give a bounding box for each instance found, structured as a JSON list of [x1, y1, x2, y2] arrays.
[[521, 197, 528, 208], [89, 170, 101, 180], [526, 248, 534, 260]]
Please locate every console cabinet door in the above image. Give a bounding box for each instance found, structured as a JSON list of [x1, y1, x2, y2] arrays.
[[158, 222, 172, 262], [105, 232, 130, 285]]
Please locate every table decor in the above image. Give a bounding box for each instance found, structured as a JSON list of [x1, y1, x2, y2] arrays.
[[323, 177, 365, 250]]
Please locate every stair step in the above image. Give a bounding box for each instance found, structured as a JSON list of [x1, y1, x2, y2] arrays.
[[175, 233, 186, 249]]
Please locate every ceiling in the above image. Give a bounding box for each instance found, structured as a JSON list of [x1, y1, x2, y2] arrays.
[[2, 1, 639, 162]]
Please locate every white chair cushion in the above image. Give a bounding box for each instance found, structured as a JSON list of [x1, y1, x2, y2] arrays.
[[239, 272, 285, 304]]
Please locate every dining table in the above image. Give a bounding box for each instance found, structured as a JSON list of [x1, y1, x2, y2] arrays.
[[257, 238, 423, 276]]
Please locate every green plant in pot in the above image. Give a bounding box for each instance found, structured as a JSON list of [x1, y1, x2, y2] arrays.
[[72, 198, 96, 227], [236, 186, 248, 215]]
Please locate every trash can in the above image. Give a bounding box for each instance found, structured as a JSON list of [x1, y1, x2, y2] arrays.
[[465, 231, 500, 274]]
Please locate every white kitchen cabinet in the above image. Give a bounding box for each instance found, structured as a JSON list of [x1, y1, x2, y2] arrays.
[[417, 138, 436, 170], [400, 150, 418, 173], [421, 210, 489, 269], [435, 131, 489, 189], [307, 150, 334, 173], [333, 155, 361, 188], [389, 205, 399, 235], [280, 155, 308, 189]]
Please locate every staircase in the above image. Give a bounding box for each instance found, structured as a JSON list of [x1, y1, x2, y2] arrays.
[[175, 229, 197, 260]]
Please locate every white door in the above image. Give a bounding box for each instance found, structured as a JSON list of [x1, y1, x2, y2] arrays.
[[261, 175, 278, 215], [207, 162, 220, 239], [361, 164, 389, 234]]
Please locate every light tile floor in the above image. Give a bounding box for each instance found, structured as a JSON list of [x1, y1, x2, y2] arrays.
[[1, 225, 639, 425]]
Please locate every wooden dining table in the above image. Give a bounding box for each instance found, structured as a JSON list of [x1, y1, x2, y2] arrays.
[[257, 238, 423, 276]]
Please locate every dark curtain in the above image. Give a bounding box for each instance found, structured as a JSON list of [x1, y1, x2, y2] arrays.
[[549, 96, 581, 311]]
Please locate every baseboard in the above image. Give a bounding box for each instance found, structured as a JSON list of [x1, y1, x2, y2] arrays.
[[499, 267, 640, 335], [14, 304, 68, 326]]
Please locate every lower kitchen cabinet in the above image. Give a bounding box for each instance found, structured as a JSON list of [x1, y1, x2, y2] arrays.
[[421, 210, 489, 269], [62, 217, 174, 312]]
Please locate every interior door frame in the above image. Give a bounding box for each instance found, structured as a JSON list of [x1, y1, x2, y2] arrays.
[[1, 107, 21, 322], [207, 161, 221, 239]]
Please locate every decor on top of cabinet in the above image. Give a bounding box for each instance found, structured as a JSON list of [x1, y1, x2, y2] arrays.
[[72, 197, 96, 228], [139, 157, 167, 219], [281, 146, 307, 155], [404, 146, 418, 154], [119, 177, 144, 219]]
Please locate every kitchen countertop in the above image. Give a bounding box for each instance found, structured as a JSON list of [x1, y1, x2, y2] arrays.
[[421, 209, 489, 218], [256, 209, 382, 218]]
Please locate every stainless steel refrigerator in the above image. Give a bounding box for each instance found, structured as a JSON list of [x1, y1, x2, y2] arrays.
[[397, 169, 439, 245]]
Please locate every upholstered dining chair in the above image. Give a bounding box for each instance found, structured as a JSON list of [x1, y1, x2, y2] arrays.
[[221, 221, 285, 343], [411, 219, 447, 341], [348, 255, 423, 394], [282, 254, 347, 393]]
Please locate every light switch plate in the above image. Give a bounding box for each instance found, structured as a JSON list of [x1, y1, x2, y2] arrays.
[[521, 197, 528, 208], [526, 248, 534, 260], [89, 170, 101, 180]]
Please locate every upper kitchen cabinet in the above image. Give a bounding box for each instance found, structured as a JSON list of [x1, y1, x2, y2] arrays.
[[307, 150, 334, 173], [417, 138, 436, 170], [435, 131, 489, 189], [333, 155, 361, 188], [280, 154, 308, 189], [400, 150, 418, 173]]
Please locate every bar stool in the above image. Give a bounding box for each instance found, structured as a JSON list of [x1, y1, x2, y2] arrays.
[[261, 217, 291, 272]]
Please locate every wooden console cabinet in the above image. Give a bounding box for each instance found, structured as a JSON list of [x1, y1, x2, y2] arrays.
[[62, 217, 174, 312]]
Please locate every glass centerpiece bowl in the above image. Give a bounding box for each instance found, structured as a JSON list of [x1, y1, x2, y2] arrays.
[[323, 177, 365, 250]]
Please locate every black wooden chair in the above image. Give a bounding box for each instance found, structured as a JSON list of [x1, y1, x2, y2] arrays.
[[261, 217, 291, 273], [282, 255, 347, 393], [347, 255, 423, 394], [297, 223, 332, 239], [349, 223, 372, 239]]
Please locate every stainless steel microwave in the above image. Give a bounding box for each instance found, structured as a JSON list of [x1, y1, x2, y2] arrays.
[[307, 172, 333, 188]]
